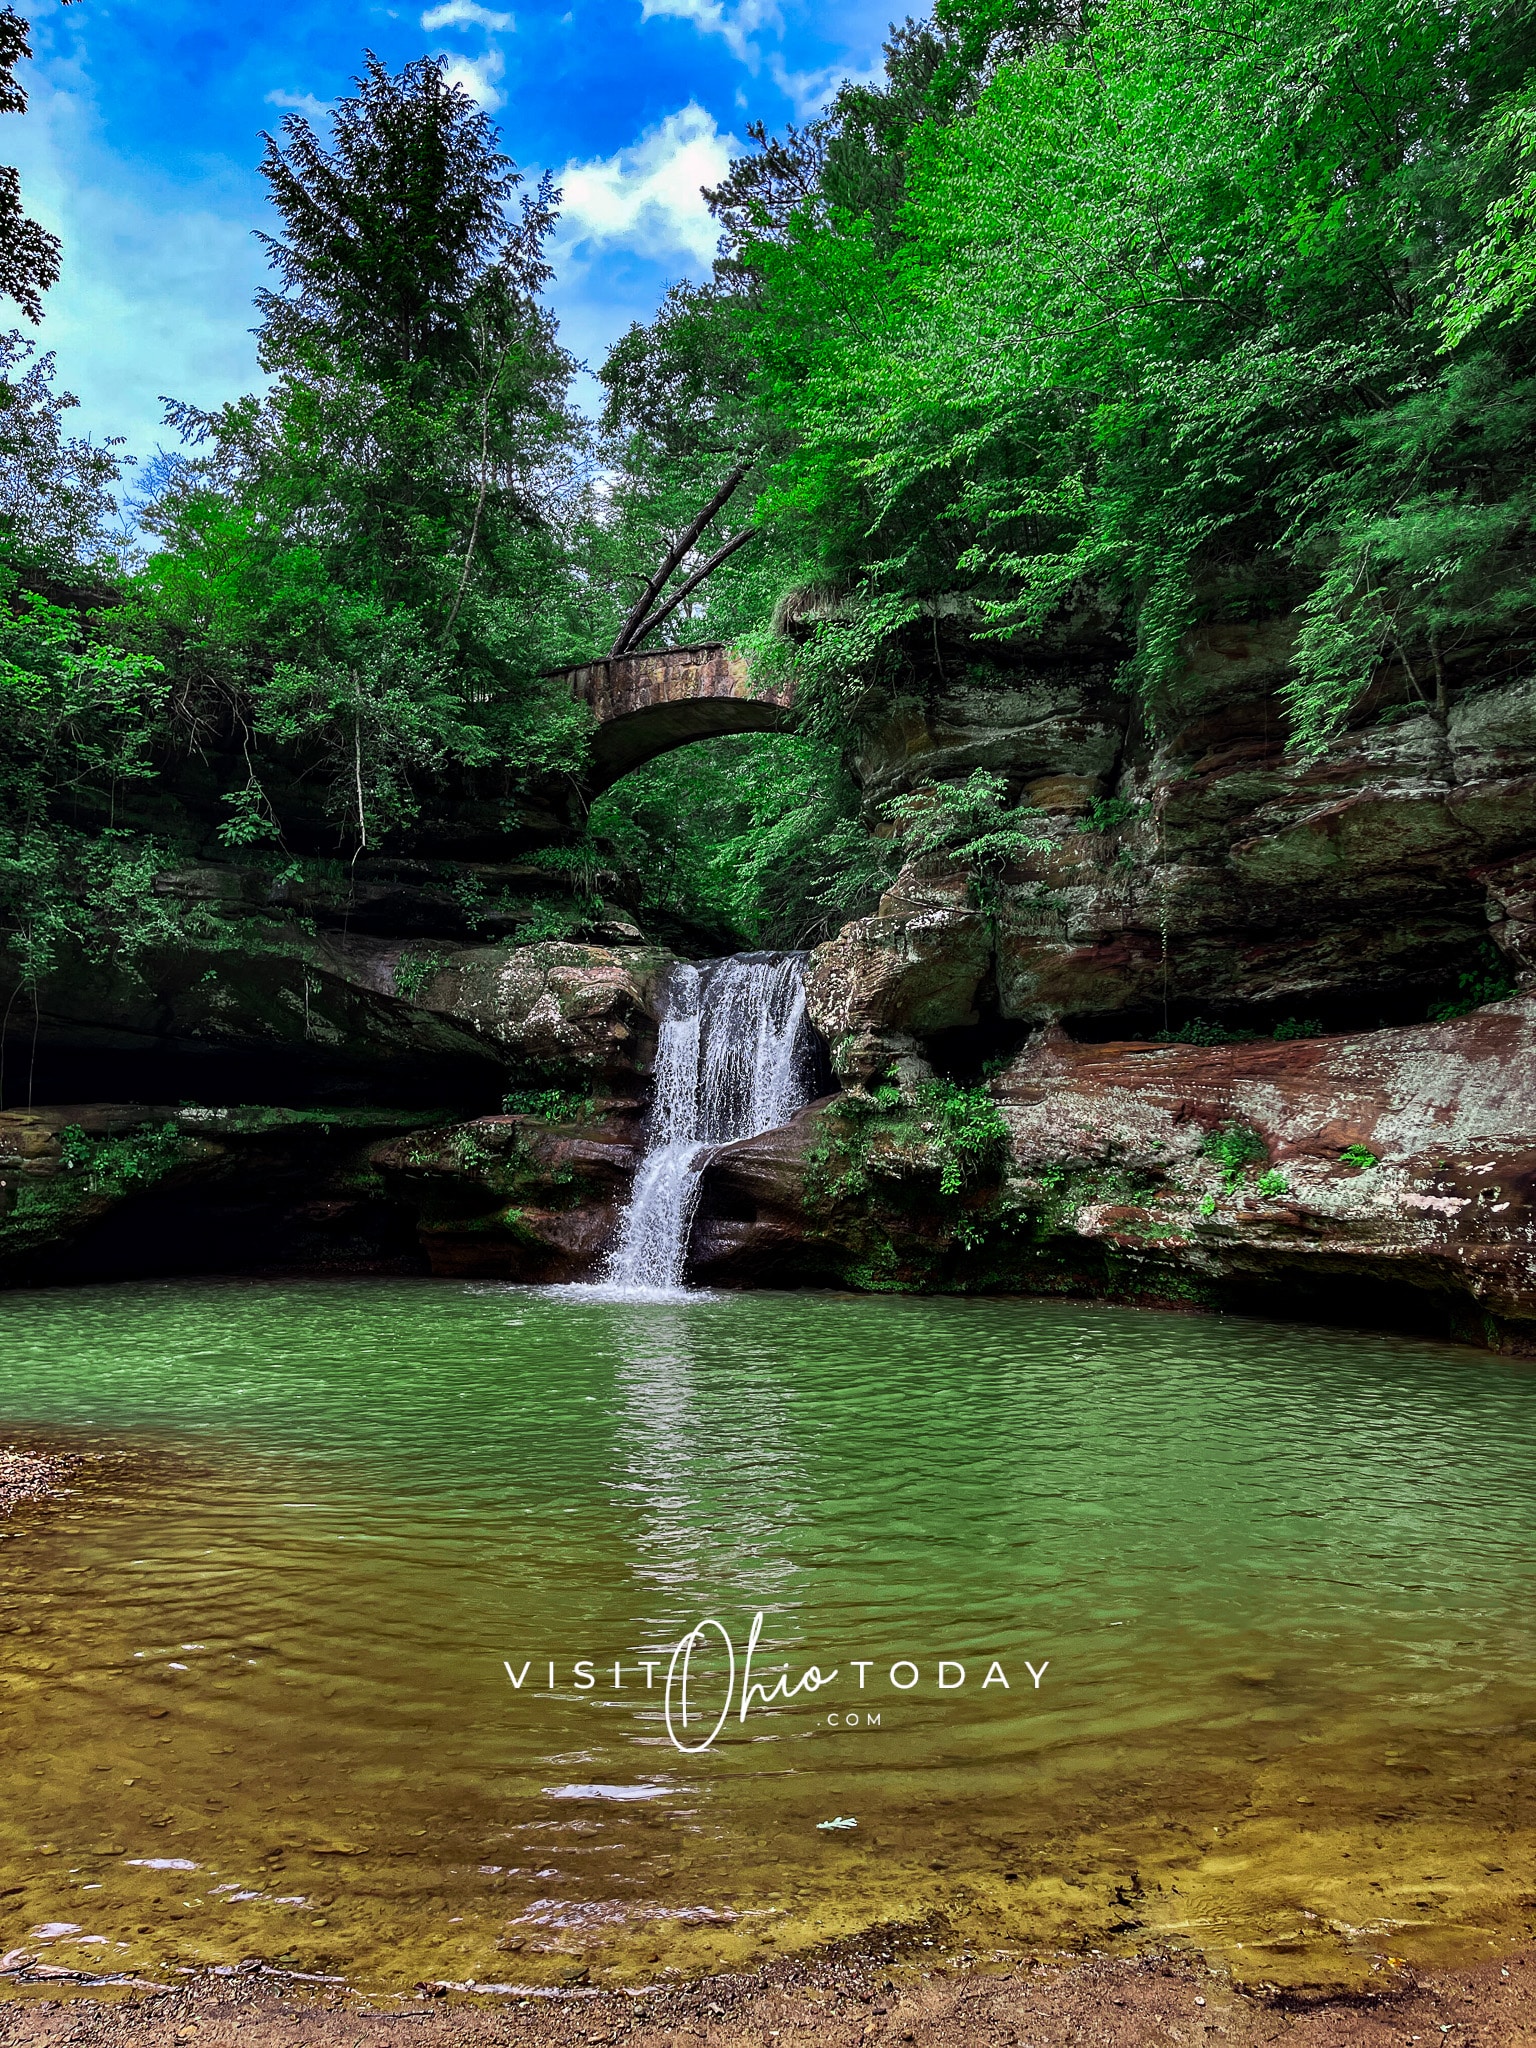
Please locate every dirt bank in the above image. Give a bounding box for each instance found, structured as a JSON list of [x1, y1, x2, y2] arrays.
[[0, 1945, 1532, 2048]]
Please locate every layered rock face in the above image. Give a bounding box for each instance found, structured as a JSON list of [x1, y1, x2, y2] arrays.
[[0, 1104, 438, 1285], [0, 1096, 646, 1288], [693, 999, 1536, 1352], [8, 887, 669, 1111], [0, 928, 669, 1285], [368, 1103, 643, 1282], [815, 621, 1536, 1083], [4, 850, 665, 1109], [706, 615, 1536, 1348]]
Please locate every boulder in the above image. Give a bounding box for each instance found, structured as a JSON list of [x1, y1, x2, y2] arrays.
[[413, 941, 673, 1082], [804, 862, 991, 1084]]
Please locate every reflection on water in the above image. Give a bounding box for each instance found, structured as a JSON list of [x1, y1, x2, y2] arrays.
[[0, 1276, 1530, 1996], [610, 1298, 809, 1618]]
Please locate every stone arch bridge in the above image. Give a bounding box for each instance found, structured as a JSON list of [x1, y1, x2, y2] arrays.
[[558, 642, 795, 794]]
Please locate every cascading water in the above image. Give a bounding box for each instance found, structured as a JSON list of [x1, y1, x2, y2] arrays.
[[599, 953, 815, 1297]]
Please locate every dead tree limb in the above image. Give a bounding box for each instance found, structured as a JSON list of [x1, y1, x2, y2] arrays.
[[624, 527, 759, 650], [609, 463, 750, 657]]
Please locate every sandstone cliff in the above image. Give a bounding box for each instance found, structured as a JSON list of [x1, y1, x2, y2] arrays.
[[4, 610, 1534, 1349]]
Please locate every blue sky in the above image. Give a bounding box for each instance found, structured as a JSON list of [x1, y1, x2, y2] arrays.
[[8, 0, 897, 465]]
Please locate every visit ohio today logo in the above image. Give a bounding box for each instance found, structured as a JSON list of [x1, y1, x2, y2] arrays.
[[503, 1611, 1048, 1755]]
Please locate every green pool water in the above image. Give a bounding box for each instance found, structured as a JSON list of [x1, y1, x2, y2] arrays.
[[0, 1278, 1532, 1994]]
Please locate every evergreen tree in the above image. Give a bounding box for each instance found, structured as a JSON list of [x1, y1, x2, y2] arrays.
[[137, 53, 593, 850]]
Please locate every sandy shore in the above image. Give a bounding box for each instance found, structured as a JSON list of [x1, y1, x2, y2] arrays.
[[0, 1946, 1532, 2048]]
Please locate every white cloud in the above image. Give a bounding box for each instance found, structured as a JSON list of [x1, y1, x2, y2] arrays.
[[639, 0, 781, 68], [422, 0, 514, 111], [8, 69, 267, 464], [264, 89, 333, 124], [556, 103, 735, 270], [440, 47, 506, 108], [420, 1, 514, 31], [768, 47, 884, 117]]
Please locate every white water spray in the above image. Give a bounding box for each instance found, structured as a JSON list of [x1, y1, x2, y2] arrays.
[[599, 953, 815, 1296]]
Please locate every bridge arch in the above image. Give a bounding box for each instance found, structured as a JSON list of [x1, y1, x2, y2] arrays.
[[560, 642, 796, 794]]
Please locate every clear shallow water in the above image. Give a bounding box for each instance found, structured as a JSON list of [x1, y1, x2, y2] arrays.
[[0, 1278, 1532, 1994]]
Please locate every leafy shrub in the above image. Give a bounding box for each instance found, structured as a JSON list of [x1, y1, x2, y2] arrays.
[[1077, 795, 1145, 833], [1202, 1121, 1268, 1189], [1273, 1017, 1324, 1040], [502, 1085, 595, 1121], [1256, 1168, 1291, 1199], [1339, 1144, 1378, 1171], [884, 770, 1053, 880], [1156, 1018, 1255, 1046], [392, 948, 445, 1002], [57, 1120, 183, 1191], [1428, 947, 1518, 1021], [914, 1078, 1011, 1196], [816, 1071, 1009, 1202], [514, 899, 587, 944]]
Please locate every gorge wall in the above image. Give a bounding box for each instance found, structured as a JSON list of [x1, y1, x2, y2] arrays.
[[4, 609, 1534, 1350]]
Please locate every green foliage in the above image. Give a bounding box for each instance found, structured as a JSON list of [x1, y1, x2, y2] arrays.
[[392, 947, 446, 1002], [0, 575, 166, 819], [914, 1076, 1011, 1195], [1273, 1016, 1324, 1040], [1202, 1120, 1268, 1189], [1444, 88, 1536, 346], [126, 52, 593, 850], [0, 571, 194, 984], [249, 619, 495, 848], [1155, 1018, 1255, 1046], [1339, 1144, 1378, 1171], [0, 828, 203, 987], [885, 769, 1052, 875], [1077, 795, 1144, 833], [57, 1119, 184, 1191], [512, 899, 589, 943], [586, 730, 871, 946], [0, 335, 125, 570], [501, 1084, 595, 1121], [731, 0, 1536, 748], [453, 1126, 495, 1172], [0, 7, 62, 324], [255, 54, 540, 383], [1427, 944, 1519, 1019], [11, 9, 1536, 996], [809, 1068, 1009, 1203], [1256, 1167, 1291, 1199]]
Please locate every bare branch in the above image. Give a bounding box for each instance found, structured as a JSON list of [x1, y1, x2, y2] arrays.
[[610, 462, 750, 656], [625, 526, 759, 649]]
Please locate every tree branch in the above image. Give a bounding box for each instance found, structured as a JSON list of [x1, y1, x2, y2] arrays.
[[624, 526, 759, 650], [610, 463, 750, 656]]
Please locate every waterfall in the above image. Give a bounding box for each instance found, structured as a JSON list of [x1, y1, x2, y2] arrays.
[[598, 953, 815, 1297]]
